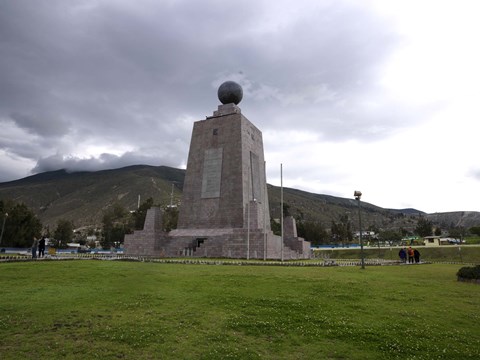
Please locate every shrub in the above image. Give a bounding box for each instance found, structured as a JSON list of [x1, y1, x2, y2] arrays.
[[456, 265, 480, 280]]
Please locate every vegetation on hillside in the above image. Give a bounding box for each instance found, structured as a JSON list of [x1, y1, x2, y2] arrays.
[[1, 165, 480, 247], [0, 165, 185, 228], [2, 197, 480, 249]]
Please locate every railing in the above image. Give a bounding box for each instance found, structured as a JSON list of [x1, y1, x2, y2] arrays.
[[3, 253, 476, 266]]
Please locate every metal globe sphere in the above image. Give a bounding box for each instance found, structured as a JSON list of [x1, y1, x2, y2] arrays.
[[217, 81, 243, 105]]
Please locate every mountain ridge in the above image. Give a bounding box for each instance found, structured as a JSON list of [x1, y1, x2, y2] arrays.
[[1, 165, 478, 231]]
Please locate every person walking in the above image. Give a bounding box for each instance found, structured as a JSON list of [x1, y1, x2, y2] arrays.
[[38, 236, 46, 258], [31, 236, 39, 259], [414, 248, 420, 263]]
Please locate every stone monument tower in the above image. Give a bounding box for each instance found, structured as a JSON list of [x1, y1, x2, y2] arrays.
[[124, 81, 310, 259], [176, 81, 269, 233]]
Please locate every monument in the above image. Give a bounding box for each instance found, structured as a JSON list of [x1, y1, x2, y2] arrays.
[[124, 81, 310, 259]]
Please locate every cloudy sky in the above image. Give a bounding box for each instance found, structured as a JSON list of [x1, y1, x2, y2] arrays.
[[1, 0, 479, 213]]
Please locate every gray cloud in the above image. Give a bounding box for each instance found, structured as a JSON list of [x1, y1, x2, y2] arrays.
[[32, 147, 186, 175], [9, 112, 71, 137], [0, 0, 421, 179]]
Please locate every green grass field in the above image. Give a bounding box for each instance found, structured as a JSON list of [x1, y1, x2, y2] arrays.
[[314, 245, 480, 264], [1, 260, 479, 359]]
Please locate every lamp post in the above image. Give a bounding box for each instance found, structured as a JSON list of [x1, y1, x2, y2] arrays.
[[354, 191, 365, 269], [0, 212, 8, 246]]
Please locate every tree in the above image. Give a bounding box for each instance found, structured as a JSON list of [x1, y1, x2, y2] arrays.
[[282, 203, 291, 217], [400, 227, 412, 237], [469, 226, 480, 237], [0, 200, 42, 247], [378, 229, 403, 246], [53, 219, 74, 248], [449, 226, 467, 243], [331, 214, 352, 245], [415, 217, 433, 237], [101, 212, 117, 249], [297, 221, 329, 246], [100, 203, 132, 249], [163, 206, 179, 232], [270, 218, 281, 236], [101, 223, 126, 249]]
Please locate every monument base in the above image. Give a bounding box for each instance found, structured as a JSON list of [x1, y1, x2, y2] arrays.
[[124, 208, 310, 259]]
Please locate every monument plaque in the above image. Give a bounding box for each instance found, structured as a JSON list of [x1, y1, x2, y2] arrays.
[[250, 152, 261, 201], [201, 148, 223, 198]]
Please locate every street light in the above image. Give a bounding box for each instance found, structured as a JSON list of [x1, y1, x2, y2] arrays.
[[354, 191, 365, 269], [0, 212, 8, 246]]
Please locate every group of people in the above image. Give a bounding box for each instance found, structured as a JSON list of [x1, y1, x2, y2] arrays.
[[398, 246, 420, 264], [31, 236, 46, 259]]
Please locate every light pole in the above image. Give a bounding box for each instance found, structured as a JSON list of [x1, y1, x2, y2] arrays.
[[354, 191, 365, 269], [0, 212, 8, 246]]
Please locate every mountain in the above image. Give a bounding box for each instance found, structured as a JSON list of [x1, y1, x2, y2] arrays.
[[0, 165, 185, 228], [1, 165, 479, 231]]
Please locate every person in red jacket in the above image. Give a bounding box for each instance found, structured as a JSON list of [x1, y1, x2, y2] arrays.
[[407, 247, 415, 264]]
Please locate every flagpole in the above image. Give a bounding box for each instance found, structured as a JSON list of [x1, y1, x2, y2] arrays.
[[263, 161, 267, 261], [247, 165, 251, 260], [280, 163, 284, 262]]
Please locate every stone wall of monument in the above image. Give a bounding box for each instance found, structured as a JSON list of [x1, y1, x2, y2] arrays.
[[124, 207, 164, 256], [178, 114, 243, 229], [240, 114, 269, 231], [125, 208, 310, 259], [177, 106, 270, 232], [179, 230, 308, 259]]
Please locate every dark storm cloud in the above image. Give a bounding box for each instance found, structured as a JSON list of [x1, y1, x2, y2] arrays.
[[0, 0, 409, 180], [9, 112, 70, 137]]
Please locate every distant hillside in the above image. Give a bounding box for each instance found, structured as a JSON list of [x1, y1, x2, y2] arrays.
[[0, 165, 185, 227], [267, 186, 426, 234], [1, 165, 479, 231], [425, 211, 480, 230]]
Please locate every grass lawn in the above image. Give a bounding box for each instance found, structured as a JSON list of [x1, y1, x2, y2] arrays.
[[314, 245, 480, 264], [1, 260, 479, 359]]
